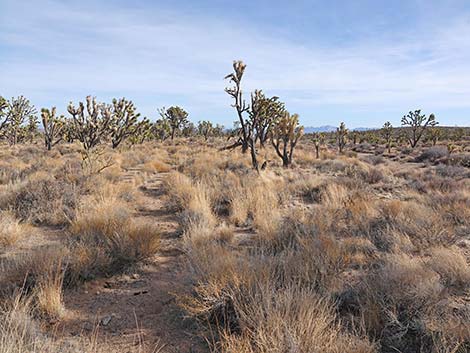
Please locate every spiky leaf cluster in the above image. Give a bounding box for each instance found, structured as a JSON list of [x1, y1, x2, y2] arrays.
[[401, 110, 437, 148], [41, 107, 66, 150], [109, 98, 141, 148], [158, 106, 189, 140], [336, 122, 348, 153], [67, 96, 113, 150], [271, 112, 304, 167]]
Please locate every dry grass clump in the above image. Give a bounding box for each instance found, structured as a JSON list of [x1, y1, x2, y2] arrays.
[[0, 244, 68, 322], [219, 285, 376, 353], [427, 246, 470, 289], [68, 196, 159, 280], [0, 212, 31, 247], [0, 294, 112, 353], [7, 176, 79, 226], [227, 174, 283, 238]]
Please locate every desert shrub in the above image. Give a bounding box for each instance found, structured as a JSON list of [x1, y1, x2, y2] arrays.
[[10, 177, 78, 225], [362, 155, 384, 165], [425, 176, 458, 193], [67, 197, 159, 281], [435, 164, 469, 179], [415, 146, 449, 163], [0, 212, 30, 247], [400, 146, 413, 155], [445, 153, 470, 168], [0, 294, 108, 353], [219, 284, 376, 353], [358, 253, 444, 352], [363, 167, 384, 184], [227, 174, 282, 238], [0, 245, 68, 298], [287, 174, 323, 203], [374, 146, 386, 155], [427, 246, 470, 289]]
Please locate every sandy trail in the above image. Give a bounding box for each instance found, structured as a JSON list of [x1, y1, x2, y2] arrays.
[[56, 171, 207, 353]]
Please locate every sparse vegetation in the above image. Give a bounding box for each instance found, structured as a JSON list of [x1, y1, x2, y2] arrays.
[[0, 61, 469, 353]]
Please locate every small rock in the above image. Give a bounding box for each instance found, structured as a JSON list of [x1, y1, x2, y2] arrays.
[[101, 315, 113, 326]]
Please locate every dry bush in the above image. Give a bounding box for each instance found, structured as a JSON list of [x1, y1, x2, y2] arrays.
[[166, 172, 217, 232], [228, 174, 283, 238], [0, 294, 115, 353], [68, 197, 159, 280], [32, 254, 66, 320], [142, 159, 171, 173], [8, 176, 79, 225], [427, 246, 470, 289], [0, 245, 68, 297], [219, 284, 376, 353], [286, 173, 323, 203], [358, 253, 444, 352], [0, 212, 30, 247], [415, 146, 449, 163]]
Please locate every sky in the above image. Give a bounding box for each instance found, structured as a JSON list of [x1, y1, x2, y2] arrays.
[[1, 0, 470, 127]]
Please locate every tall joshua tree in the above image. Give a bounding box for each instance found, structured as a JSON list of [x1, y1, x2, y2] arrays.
[[4, 96, 37, 145], [271, 112, 304, 167], [336, 122, 348, 153], [0, 96, 8, 136], [313, 132, 325, 159], [401, 110, 437, 148], [427, 126, 441, 146], [153, 118, 171, 141], [249, 90, 285, 148], [198, 120, 214, 140], [158, 106, 189, 140], [225, 60, 259, 170], [67, 96, 113, 150], [109, 98, 141, 148], [41, 107, 66, 150], [381, 121, 393, 153]]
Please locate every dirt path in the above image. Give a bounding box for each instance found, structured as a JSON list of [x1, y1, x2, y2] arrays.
[[58, 171, 208, 353]]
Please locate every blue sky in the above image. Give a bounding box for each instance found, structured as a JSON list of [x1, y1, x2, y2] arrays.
[[1, 0, 470, 127]]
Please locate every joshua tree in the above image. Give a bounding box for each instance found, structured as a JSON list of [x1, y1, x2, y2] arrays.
[[27, 115, 39, 142], [3, 96, 37, 145], [213, 124, 225, 137], [182, 121, 196, 137], [0, 96, 8, 136], [62, 118, 77, 143], [41, 107, 66, 150], [224, 60, 259, 170], [225, 60, 249, 153], [351, 131, 358, 145], [427, 126, 441, 146], [401, 110, 437, 148], [249, 90, 285, 148], [109, 98, 141, 148], [336, 122, 348, 153], [381, 121, 393, 153], [158, 106, 189, 140], [129, 117, 152, 145], [153, 118, 171, 141], [271, 112, 304, 167], [67, 96, 113, 150], [198, 120, 214, 140], [312, 132, 325, 159]]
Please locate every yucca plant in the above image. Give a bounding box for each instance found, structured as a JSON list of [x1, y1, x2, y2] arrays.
[[41, 107, 66, 150], [271, 112, 304, 167]]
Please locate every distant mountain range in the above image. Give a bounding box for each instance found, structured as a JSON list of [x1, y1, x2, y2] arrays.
[[304, 126, 376, 133]]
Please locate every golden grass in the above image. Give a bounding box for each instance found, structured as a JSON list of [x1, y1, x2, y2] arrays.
[[1, 140, 470, 353], [69, 196, 160, 278], [0, 212, 30, 247]]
